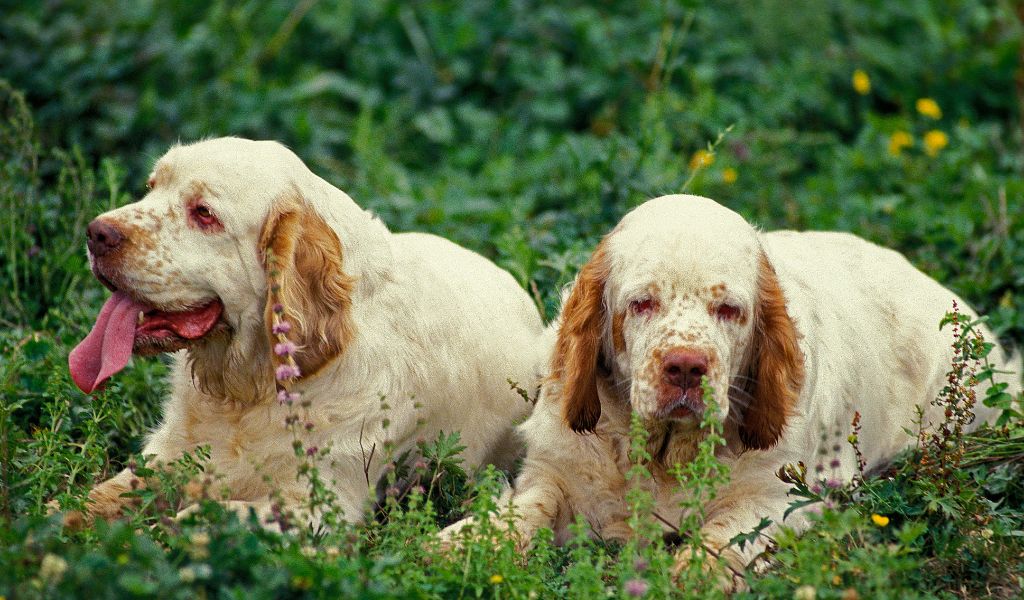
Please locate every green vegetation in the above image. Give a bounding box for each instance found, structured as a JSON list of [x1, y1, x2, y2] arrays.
[[1, 1, 1022, 597]]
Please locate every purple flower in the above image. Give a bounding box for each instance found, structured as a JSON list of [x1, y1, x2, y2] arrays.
[[826, 478, 842, 489], [829, 458, 841, 469], [624, 579, 649, 597], [305, 446, 319, 457], [272, 303, 284, 315], [276, 364, 301, 381], [274, 341, 297, 357], [272, 320, 291, 334], [277, 389, 300, 405], [633, 558, 649, 572]]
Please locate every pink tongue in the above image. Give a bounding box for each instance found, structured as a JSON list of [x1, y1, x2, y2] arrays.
[[69, 291, 148, 393]]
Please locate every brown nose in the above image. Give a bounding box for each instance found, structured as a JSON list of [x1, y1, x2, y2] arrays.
[[86, 219, 124, 257], [662, 349, 708, 390]]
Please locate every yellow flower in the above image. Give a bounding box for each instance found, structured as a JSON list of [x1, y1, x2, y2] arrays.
[[722, 167, 738, 184], [916, 98, 942, 119], [887, 131, 913, 157], [923, 130, 948, 156], [852, 69, 870, 95], [871, 514, 890, 527], [689, 149, 714, 170], [998, 291, 1013, 309], [489, 574, 504, 584]]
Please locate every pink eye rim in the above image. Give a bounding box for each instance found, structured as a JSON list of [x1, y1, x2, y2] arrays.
[[715, 302, 743, 321], [629, 297, 656, 316], [188, 199, 222, 231]]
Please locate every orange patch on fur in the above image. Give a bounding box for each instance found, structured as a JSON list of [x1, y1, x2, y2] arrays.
[[260, 189, 356, 378], [555, 238, 613, 433], [739, 253, 805, 449], [611, 310, 626, 353]]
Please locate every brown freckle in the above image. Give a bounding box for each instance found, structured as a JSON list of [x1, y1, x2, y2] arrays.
[[152, 163, 173, 188], [114, 220, 157, 253], [185, 180, 211, 201], [710, 283, 727, 298], [611, 310, 626, 353]]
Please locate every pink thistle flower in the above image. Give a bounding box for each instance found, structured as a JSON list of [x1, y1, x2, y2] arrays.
[[277, 389, 300, 405], [272, 303, 284, 314], [276, 364, 301, 381], [624, 579, 649, 597], [274, 341, 297, 356], [272, 320, 291, 334], [305, 446, 318, 457]]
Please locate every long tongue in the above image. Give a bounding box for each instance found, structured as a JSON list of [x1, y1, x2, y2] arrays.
[[69, 291, 147, 393]]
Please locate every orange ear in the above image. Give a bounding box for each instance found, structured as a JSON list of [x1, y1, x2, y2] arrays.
[[557, 240, 612, 433], [739, 252, 804, 449], [260, 191, 355, 378]]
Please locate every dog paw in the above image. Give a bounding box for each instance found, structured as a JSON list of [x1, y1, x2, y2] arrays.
[[671, 545, 748, 594]]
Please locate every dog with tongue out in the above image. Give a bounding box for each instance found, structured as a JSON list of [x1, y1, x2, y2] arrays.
[[64, 137, 545, 528]]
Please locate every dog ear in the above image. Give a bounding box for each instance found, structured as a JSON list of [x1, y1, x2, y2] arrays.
[[260, 191, 355, 378], [739, 252, 804, 450], [557, 240, 612, 433]]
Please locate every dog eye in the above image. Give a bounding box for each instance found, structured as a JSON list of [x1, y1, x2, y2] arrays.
[[629, 297, 656, 316], [715, 303, 742, 321], [189, 203, 221, 230]]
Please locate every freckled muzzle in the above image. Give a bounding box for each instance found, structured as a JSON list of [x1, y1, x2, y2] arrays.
[[70, 217, 226, 394], [647, 345, 721, 420]]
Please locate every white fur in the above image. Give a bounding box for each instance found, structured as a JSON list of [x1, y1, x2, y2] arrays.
[[443, 194, 1021, 576], [85, 137, 544, 525]]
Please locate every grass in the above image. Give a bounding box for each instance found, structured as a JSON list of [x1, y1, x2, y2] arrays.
[[1, 1, 1023, 597]]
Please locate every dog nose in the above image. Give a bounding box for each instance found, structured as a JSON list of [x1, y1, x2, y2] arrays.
[[87, 219, 124, 257], [662, 349, 708, 390]]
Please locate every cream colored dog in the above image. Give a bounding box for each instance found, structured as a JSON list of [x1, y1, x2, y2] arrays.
[[443, 194, 1020, 581], [69, 137, 543, 526]]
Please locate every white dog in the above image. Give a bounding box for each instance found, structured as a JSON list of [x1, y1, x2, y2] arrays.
[[443, 194, 1020, 580], [69, 137, 543, 526]]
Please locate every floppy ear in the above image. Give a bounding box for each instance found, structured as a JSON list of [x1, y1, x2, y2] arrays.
[[556, 240, 612, 433], [739, 252, 804, 450], [260, 191, 356, 378]]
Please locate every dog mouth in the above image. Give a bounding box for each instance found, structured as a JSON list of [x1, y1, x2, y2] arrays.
[[69, 288, 225, 393], [657, 389, 707, 420]]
